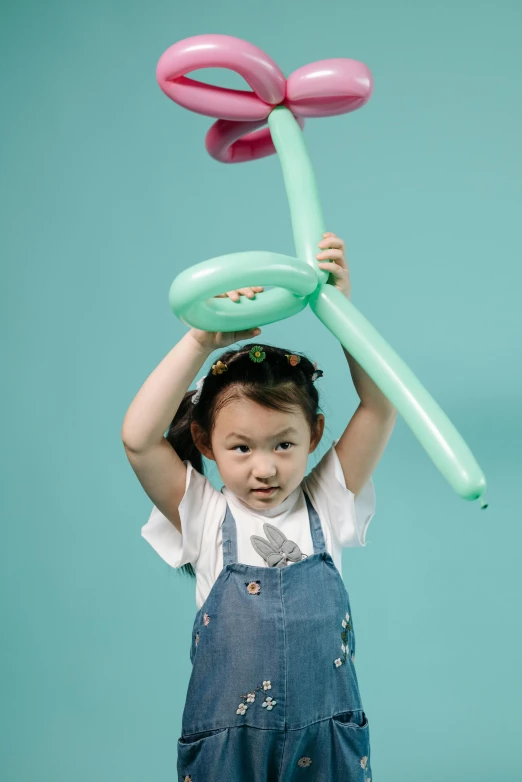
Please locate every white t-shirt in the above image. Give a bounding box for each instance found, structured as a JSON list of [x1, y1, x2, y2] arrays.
[[141, 444, 376, 610]]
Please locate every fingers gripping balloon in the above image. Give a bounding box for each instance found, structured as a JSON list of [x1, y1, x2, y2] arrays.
[[157, 34, 487, 505]]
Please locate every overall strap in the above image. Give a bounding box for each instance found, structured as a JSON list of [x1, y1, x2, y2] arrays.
[[221, 503, 238, 566], [303, 491, 327, 555]]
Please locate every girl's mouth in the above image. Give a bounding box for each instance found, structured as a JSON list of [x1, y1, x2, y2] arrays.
[[252, 487, 278, 496]]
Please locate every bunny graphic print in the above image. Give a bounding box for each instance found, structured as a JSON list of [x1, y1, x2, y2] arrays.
[[250, 522, 306, 567]]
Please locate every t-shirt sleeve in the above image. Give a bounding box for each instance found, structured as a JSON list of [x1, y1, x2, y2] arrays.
[[140, 462, 226, 568], [303, 443, 376, 548]]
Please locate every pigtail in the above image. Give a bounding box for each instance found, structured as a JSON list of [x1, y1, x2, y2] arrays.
[[165, 392, 204, 475]]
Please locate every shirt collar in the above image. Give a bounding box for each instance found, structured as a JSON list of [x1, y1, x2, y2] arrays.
[[222, 486, 301, 518]]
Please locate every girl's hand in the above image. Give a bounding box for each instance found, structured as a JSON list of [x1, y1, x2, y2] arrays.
[[215, 286, 264, 303], [189, 287, 264, 351], [316, 232, 351, 299]]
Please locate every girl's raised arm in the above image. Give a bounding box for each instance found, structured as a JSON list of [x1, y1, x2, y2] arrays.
[[121, 332, 213, 533]]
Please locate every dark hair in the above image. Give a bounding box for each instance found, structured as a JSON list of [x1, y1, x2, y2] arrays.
[[165, 343, 322, 578]]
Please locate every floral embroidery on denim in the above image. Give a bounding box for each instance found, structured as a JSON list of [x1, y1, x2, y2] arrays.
[[360, 756, 368, 770], [334, 612, 351, 668], [297, 756, 313, 767], [194, 611, 211, 649], [184, 776, 192, 782], [194, 613, 210, 648], [236, 679, 276, 715], [245, 580, 261, 595]]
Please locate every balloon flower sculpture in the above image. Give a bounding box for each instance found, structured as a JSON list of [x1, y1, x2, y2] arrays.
[[156, 34, 487, 507]]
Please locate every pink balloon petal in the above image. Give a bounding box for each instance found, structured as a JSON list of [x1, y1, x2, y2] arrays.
[[206, 116, 306, 163], [156, 33, 286, 121], [285, 59, 373, 118]]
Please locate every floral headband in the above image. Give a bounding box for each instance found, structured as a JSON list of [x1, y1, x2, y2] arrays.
[[191, 349, 323, 405]]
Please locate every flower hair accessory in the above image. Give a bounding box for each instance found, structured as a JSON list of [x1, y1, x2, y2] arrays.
[[249, 346, 266, 363], [212, 360, 228, 375], [193, 354, 320, 402], [284, 353, 322, 380]]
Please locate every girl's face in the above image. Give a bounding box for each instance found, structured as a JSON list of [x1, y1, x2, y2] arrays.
[[194, 396, 324, 509]]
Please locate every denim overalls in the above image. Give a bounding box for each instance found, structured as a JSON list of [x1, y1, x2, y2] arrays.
[[177, 493, 373, 781]]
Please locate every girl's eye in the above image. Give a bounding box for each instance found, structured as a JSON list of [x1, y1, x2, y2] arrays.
[[232, 442, 293, 453], [279, 443, 293, 451], [234, 445, 250, 454]]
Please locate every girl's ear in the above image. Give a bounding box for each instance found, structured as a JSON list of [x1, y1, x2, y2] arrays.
[[309, 414, 325, 454], [190, 421, 215, 461]]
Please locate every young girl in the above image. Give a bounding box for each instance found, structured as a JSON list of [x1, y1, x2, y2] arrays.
[[122, 233, 396, 781]]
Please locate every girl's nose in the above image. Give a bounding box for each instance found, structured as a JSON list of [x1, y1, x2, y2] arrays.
[[252, 464, 276, 481]]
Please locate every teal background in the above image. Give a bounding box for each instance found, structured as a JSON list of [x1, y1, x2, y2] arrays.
[[2, 0, 520, 779]]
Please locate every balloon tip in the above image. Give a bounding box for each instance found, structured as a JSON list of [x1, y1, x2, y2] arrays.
[[479, 498, 488, 510]]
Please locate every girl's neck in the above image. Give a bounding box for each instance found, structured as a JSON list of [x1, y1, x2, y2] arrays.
[[222, 485, 300, 517]]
